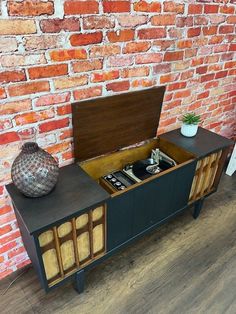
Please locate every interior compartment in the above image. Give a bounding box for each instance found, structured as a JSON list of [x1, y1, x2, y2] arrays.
[[80, 137, 195, 195]]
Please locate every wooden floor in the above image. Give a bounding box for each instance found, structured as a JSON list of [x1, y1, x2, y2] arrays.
[[0, 173, 235, 314]]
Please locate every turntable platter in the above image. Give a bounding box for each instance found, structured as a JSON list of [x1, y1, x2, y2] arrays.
[[132, 158, 156, 181]]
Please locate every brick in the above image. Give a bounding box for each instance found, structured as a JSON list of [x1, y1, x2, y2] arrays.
[[134, 1, 161, 12], [215, 71, 228, 79], [174, 89, 191, 99], [151, 14, 176, 26], [107, 30, 134, 42], [35, 92, 70, 107], [64, 1, 99, 14], [138, 28, 166, 39], [227, 16, 236, 24], [209, 15, 226, 25], [123, 42, 150, 54], [131, 79, 156, 88], [73, 86, 102, 101], [0, 119, 13, 132], [181, 70, 194, 80], [0, 87, 6, 100], [0, 241, 17, 254], [160, 117, 177, 127], [28, 64, 68, 80], [59, 129, 73, 140], [196, 66, 208, 75], [0, 70, 26, 84], [14, 108, 54, 126], [103, 1, 130, 13], [46, 142, 71, 155], [135, 53, 162, 64], [205, 81, 219, 89], [167, 82, 187, 91], [0, 99, 32, 115], [164, 100, 181, 110], [73, 59, 103, 73], [8, 0, 54, 16], [200, 74, 215, 83], [164, 51, 184, 61], [194, 16, 208, 25], [62, 151, 74, 161], [54, 75, 88, 90], [219, 25, 234, 34], [39, 117, 70, 133], [163, 2, 184, 14], [176, 17, 193, 27], [121, 67, 149, 78], [0, 20, 36, 35], [205, 55, 219, 63], [220, 6, 235, 14], [117, 15, 148, 27], [40, 18, 80, 33], [203, 26, 217, 36], [0, 132, 19, 145], [0, 38, 17, 53], [153, 39, 175, 50], [160, 73, 179, 84], [153, 64, 171, 74], [24, 35, 63, 51], [0, 54, 46, 67], [83, 16, 115, 29], [197, 91, 209, 100], [108, 56, 133, 67], [50, 49, 87, 62], [91, 70, 119, 83], [213, 44, 228, 53], [106, 81, 130, 92], [224, 61, 236, 69], [70, 32, 102, 46], [187, 27, 201, 38], [57, 104, 72, 116], [0, 230, 21, 246], [208, 35, 224, 45], [208, 64, 222, 72], [8, 246, 26, 259], [0, 224, 12, 236], [168, 28, 183, 39], [177, 40, 192, 49], [90, 44, 120, 57], [229, 44, 236, 51], [222, 52, 234, 61], [204, 5, 219, 14], [8, 81, 50, 97], [188, 4, 202, 14]]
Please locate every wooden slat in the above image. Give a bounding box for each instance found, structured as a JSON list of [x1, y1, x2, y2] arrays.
[[202, 153, 217, 194], [53, 227, 64, 278], [192, 159, 204, 200], [207, 150, 222, 193], [72, 218, 80, 267], [88, 210, 94, 260]]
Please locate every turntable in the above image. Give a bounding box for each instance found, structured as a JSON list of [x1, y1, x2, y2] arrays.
[[100, 149, 177, 192]]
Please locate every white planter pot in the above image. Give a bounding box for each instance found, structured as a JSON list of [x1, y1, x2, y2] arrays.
[[181, 124, 199, 137]]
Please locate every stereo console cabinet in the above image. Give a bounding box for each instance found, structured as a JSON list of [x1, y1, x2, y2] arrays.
[[6, 87, 233, 293]]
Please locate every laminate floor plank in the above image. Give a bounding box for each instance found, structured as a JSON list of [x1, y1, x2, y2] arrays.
[[0, 174, 235, 314]]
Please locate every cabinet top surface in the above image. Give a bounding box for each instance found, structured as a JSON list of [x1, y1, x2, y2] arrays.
[[6, 164, 110, 235], [160, 127, 233, 157]]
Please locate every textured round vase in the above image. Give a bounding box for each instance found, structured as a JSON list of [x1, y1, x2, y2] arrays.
[[11, 142, 59, 197]]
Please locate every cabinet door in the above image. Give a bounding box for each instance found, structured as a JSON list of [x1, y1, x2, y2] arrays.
[[133, 173, 173, 236], [107, 193, 133, 251]]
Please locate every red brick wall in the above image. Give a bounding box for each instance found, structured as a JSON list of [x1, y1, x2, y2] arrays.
[[0, 0, 235, 279]]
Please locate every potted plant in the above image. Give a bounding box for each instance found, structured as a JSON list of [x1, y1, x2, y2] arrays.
[[180, 112, 201, 137]]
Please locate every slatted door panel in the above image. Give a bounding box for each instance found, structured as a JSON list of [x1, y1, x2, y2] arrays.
[[38, 204, 106, 287], [189, 150, 222, 202]]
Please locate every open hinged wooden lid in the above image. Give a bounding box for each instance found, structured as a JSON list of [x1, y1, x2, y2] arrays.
[[72, 86, 166, 162]]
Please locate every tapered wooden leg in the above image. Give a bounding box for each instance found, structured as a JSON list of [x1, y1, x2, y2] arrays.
[[74, 269, 85, 294], [193, 198, 204, 219]]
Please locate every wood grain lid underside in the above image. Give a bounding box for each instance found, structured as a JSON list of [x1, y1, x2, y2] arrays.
[[72, 86, 166, 162]]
